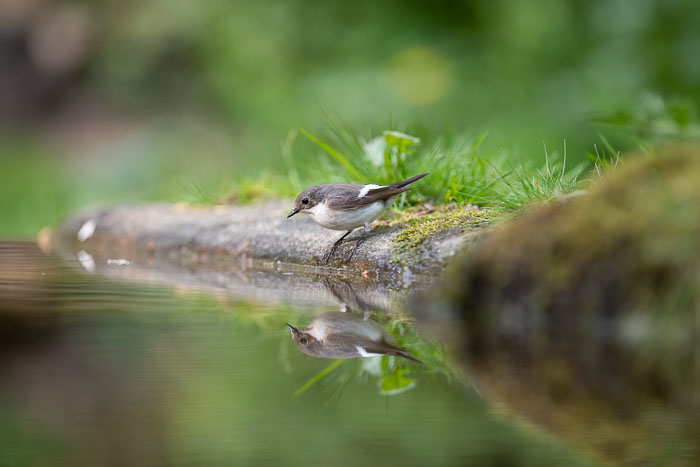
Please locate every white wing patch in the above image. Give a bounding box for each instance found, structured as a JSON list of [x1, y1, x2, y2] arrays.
[[77, 219, 96, 242], [357, 184, 382, 198], [77, 250, 95, 272], [355, 346, 382, 357]]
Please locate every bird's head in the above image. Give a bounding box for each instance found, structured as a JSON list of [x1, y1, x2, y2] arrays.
[[287, 187, 322, 218], [286, 323, 321, 354]]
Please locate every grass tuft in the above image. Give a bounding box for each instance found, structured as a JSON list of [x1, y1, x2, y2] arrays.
[[296, 119, 589, 211], [182, 172, 297, 205], [496, 141, 588, 210]]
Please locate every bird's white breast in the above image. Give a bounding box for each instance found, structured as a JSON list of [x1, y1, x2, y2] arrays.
[[305, 321, 328, 341], [306, 316, 385, 343], [305, 201, 390, 231]]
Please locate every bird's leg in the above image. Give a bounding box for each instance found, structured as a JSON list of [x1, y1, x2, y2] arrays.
[[346, 235, 365, 261], [346, 223, 371, 261], [323, 229, 353, 264]]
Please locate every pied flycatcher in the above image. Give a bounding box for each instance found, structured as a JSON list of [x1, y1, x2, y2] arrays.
[[286, 312, 422, 363], [286, 173, 428, 263]]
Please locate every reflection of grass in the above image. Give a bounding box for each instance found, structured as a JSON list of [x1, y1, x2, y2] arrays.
[[293, 359, 344, 396], [292, 354, 423, 400], [0, 258, 596, 466], [379, 359, 417, 396]]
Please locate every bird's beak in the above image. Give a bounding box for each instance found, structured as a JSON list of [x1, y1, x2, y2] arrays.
[[286, 323, 298, 334], [287, 208, 300, 218]]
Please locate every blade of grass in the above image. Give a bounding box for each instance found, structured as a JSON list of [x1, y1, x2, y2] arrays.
[[471, 130, 489, 153], [294, 359, 344, 396], [299, 127, 364, 181]]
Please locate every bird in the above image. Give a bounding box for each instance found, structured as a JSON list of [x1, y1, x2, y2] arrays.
[[286, 312, 423, 364], [286, 173, 428, 262]]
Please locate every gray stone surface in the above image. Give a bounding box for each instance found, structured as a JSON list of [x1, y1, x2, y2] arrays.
[[54, 200, 478, 287]]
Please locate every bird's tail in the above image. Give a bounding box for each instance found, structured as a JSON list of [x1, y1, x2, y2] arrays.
[[390, 349, 424, 365], [389, 173, 428, 189]]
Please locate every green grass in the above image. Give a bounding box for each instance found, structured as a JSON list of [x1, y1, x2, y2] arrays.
[[0, 141, 77, 238], [496, 141, 587, 210], [13, 93, 693, 240], [182, 172, 298, 205], [168, 118, 595, 212], [588, 92, 700, 144], [0, 115, 638, 238], [294, 117, 591, 211], [0, 124, 597, 239]]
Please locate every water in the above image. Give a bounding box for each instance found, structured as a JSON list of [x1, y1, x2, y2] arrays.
[[3, 241, 700, 466], [0, 241, 596, 466]]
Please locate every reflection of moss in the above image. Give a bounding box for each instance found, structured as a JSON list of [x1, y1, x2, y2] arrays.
[[389, 205, 502, 263]]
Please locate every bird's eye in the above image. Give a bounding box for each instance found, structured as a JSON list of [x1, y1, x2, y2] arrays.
[[299, 337, 308, 345], [301, 198, 309, 205]]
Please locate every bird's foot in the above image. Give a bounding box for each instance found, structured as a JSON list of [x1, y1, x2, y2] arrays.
[[322, 246, 337, 264], [345, 236, 366, 261], [323, 230, 353, 265]]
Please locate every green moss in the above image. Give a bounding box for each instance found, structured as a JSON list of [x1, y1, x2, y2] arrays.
[[389, 206, 503, 263]]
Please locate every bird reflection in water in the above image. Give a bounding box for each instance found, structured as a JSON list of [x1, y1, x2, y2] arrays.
[[286, 311, 422, 364]]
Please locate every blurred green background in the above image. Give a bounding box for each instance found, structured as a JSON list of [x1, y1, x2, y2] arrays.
[[1, 0, 699, 236]]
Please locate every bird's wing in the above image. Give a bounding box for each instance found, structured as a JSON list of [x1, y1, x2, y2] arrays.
[[359, 341, 423, 364], [327, 335, 423, 364], [324, 175, 427, 210], [325, 184, 411, 210]]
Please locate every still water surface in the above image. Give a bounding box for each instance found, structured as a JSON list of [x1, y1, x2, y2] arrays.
[[0, 241, 594, 466]]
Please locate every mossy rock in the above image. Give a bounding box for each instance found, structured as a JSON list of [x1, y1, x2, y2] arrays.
[[387, 205, 501, 267], [427, 146, 700, 466]]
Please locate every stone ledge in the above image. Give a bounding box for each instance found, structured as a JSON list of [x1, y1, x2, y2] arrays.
[[53, 200, 483, 286]]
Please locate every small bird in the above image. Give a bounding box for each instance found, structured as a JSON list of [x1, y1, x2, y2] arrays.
[[287, 173, 428, 262], [286, 312, 422, 364]]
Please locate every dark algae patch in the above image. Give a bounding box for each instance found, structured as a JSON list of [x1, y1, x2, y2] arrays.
[[423, 145, 700, 466]]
